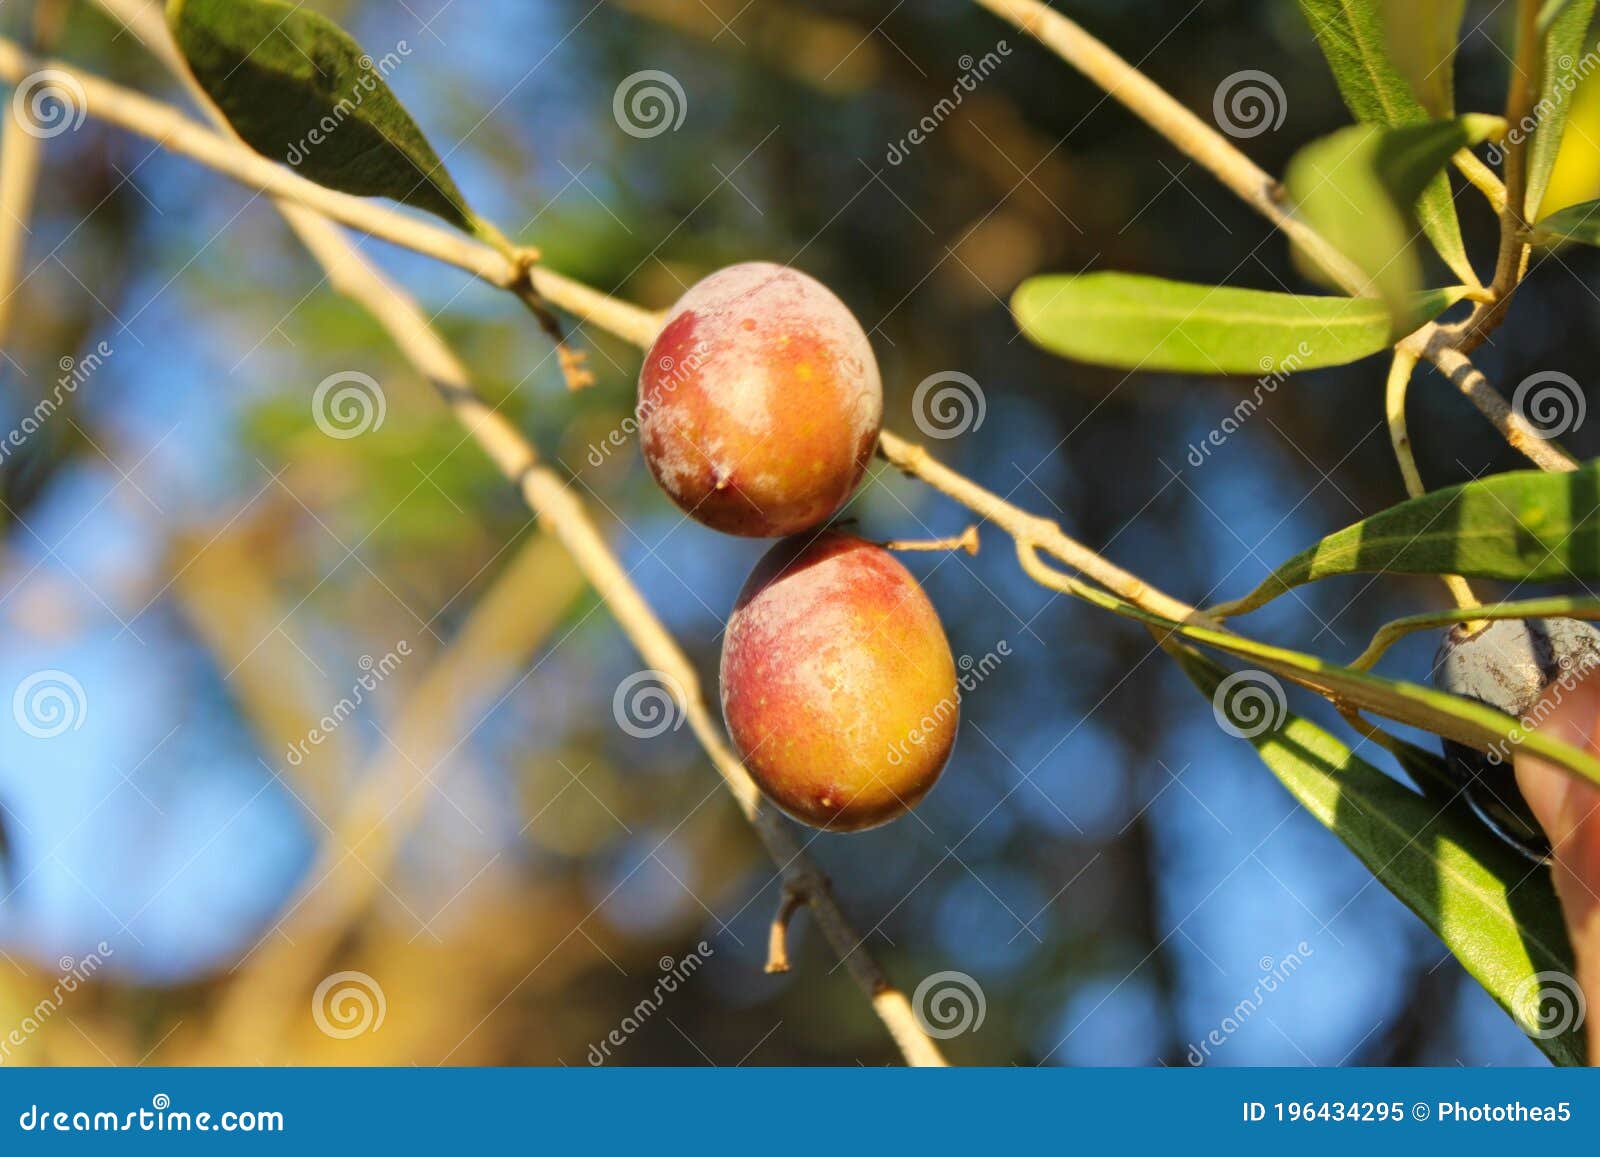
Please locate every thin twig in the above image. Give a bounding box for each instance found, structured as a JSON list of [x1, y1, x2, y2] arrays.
[[1383, 350, 1483, 616], [969, 0, 1369, 296], [881, 525, 980, 555], [0, 0, 64, 346], [765, 881, 809, 974], [1422, 342, 1577, 473]]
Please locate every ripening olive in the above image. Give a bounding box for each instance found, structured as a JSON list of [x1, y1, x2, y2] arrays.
[[638, 263, 883, 538], [1432, 617, 1600, 861], [719, 532, 958, 831]]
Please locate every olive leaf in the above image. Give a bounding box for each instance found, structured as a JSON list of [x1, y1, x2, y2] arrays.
[[1210, 460, 1600, 617], [1010, 274, 1463, 373], [1526, 0, 1598, 220], [1541, 0, 1582, 33], [1382, 0, 1466, 116], [1172, 644, 1585, 1066], [1295, 0, 1478, 286], [1531, 198, 1600, 246], [167, 0, 487, 239], [1285, 118, 1496, 310]]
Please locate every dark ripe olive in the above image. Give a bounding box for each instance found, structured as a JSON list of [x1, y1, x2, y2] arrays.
[[1431, 617, 1600, 862]]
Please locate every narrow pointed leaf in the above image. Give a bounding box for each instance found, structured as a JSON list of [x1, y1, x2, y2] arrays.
[[1383, 0, 1466, 116], [1218, 460, 1600, 616], [1296, 0, 1477, 285], [1174, 645, 1584, 1066], [1526, 0, 1598, 219], [1010, 274, 1463, 373], [1532, 197, 1600, 246], [1286, 119, 1494, 309], [168, 0, 482, 236]]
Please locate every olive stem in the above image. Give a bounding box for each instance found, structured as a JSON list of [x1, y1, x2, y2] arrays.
[[765, 881, 810, 975], [880, 525, 980, 556], [1383, 350, 1486, 621]]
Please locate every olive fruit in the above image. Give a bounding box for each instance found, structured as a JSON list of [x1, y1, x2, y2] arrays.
[[719, 532, 958, 831], [638, 263, 883, 537], [1431, 617, 1600, 861]]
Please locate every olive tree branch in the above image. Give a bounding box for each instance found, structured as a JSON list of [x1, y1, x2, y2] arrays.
[[0, 39, 665, 349], [973, 0, 1588, 474], [82, 0, 944, 1068], [968, 0, 1372, 296], [0, 37, 1211, 632]]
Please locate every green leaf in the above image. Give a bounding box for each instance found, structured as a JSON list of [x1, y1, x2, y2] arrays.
[[1532, 198, 1600, 246], [1296, 0, 1477, 286], [1525, 0, 1598, 219], [1286, 118, 1494, 309], [1382, 0, 1466, 116], [1010, 274, 1464, 374], [168, 0, 484, 237], [1173, 644, 1584, 1066], [1215, 460, 1600, 616], [1541, 0, 1582, 33]]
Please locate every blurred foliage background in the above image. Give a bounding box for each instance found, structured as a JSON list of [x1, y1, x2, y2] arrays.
[[2, 0, 1599, 1066]]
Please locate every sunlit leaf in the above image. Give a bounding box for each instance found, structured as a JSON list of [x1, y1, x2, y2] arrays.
[[1286, 118, 1495, 309], [1173, 644, 1584, 1066], [1382, 0, 1466, 116], [1214, 461, 1600, 617], [1526, 0, 1599, 219], [1296, 0, 1477, 284], [1531, 197, 1600, 246], [168, 0, 484, 236], [1010, 274, 1463, 373]]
